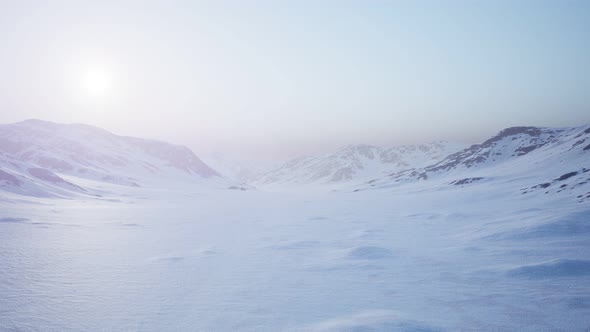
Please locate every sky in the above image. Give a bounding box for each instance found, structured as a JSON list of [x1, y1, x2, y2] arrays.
[[0, 0, 589, 160]]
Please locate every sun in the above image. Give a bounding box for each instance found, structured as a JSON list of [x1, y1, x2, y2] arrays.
[[84, 68, 110, 97]]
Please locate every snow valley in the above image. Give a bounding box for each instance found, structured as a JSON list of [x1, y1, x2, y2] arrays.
[[1, 120, 589, 331]]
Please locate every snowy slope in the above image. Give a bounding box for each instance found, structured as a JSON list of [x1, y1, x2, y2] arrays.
[[0, 156, 90, 198], [1, 121, 590, 330], [364, 125, 590, 203], [0, 119, 221, 198], [253, 142, 464, 187], [1, 169, 589, 331]]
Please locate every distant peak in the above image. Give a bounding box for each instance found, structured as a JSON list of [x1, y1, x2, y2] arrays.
[[11, 119, 115, 136], [341, 144, 378, 150], [481, 126, 546, 146], [497, 126, 543, 136], [18, 119, 58, 126]]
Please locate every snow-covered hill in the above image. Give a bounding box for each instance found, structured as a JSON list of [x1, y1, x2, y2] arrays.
[[2, 159, 589, 331], [0, 119, 220, 198], [253, 142, 464, 187], [364, 125, 590, 202]]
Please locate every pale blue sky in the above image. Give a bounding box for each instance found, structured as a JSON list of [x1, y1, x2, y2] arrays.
[[0, 0, 589, 158]]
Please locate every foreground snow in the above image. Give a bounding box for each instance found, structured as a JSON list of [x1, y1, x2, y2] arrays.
[[1, 181, 588, 331]]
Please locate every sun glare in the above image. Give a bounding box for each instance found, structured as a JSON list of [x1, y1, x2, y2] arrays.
[[84, 68, 110, 97]]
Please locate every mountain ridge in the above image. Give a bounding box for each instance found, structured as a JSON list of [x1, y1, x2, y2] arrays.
[[361, 124, 590, 203], [0, 119, 221, 198], [253, 141, 465, 186]]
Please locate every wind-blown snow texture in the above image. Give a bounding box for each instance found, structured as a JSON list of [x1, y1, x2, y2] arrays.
[[1, 122, 589, 331]]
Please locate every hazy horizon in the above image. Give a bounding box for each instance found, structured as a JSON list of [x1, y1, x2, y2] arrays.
[[2, 2, 590, 330], [4, 117, 590, 163], [1, 1, 589, 159]]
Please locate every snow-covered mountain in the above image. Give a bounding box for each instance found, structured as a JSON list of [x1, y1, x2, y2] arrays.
[[0, 119, 220, 198], [364, 125, 590, 202], [253, 142, 465, 186]]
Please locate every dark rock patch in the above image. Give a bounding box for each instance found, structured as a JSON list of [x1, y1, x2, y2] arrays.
[[228, 185, 248, 191], [450, 177, 484, 185], [571, 139, 586, 149], [556, 172, 578, 181], [516, 144, 543, 156], [483, 127, 543, 145]]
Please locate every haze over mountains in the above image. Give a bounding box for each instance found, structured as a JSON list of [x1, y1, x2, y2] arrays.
[[254, 142, 464, 186], [2, 119, 590, 331], [2, 1, 589, 330], [0, 119, 220, 198], [1, 119, 588, 204]]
